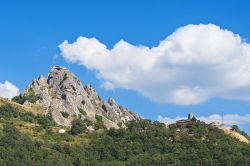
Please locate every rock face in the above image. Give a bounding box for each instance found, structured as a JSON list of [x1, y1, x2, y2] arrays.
[[23, 66, 136, 128]]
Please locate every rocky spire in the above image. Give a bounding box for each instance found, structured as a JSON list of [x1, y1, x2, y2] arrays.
[[23, 66, 136, 128]]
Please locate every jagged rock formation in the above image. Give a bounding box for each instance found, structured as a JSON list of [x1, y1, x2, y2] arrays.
[[22, 66, 136, 128]]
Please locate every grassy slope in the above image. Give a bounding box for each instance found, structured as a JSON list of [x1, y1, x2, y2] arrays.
[[0, 97, 89, 145]]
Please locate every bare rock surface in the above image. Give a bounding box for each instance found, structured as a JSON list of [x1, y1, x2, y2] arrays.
[[217, 125, 249, 144], [23, 66, 136, 128]]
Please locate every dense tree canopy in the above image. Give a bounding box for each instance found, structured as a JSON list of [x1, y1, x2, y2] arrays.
[[0, 103, 249, 165]]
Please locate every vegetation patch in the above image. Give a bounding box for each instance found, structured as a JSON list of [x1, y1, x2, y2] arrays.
[[69, 119, 87, 135], [12, 93, 40, 104], [95, 114, 103, 122], [94, 114, 106, 130], [0, 118, 249, 165], [0, 99, 250, 165], [36, 115, 55, 129], [78, 107, 87, 115], [83, 118, 93, 126], [0, 103, 54, 129], [60, 111, 69, 118]]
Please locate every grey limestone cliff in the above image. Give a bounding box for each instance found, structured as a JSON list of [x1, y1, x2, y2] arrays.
[[23, 66, 136, 128]]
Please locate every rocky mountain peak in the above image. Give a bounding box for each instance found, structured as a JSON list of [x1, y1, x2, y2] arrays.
[[22, 66, 136, 128]]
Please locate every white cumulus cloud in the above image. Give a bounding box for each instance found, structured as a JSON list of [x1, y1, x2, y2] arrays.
[[157, 114, 250, 126], [59, 24, 250, 105], [0, 81, 20, 99]]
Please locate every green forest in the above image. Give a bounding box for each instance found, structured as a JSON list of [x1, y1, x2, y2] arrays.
[[0, 102, 249, 166]]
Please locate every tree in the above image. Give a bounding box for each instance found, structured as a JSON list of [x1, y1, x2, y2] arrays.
[[61, 111, 69, 118], [36, 115, 54, 129], [69, 119, 87, 135], [94, 115, 106, 130], [231, 125, 240, 132]]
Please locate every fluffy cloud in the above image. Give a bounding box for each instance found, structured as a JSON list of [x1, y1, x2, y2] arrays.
[[0, 81, 19, 99], [157, 114, 250, 126], [59, 24, 250, 105]]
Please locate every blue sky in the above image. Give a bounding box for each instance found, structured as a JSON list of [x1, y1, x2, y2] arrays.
[[1, 0, 250, 134]]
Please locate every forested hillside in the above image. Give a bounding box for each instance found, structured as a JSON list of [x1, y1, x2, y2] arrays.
[[0, 98, 249, 165]]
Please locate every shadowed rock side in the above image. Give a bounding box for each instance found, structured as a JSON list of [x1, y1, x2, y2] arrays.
[[23, 66, 136, 128]]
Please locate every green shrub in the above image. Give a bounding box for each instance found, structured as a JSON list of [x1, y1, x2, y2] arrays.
[[78, 107, 87, 116], [69, 119, 87, 135], [83, 118, 94, 126], [36, 115, 54, 129], [22, 112, 36, 123], [11, 95, 26, 104], [61, 111, 69, 118], [95, 114, 103, 122], [94, 115, 106, 130], [117, 121, 122, 127]]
